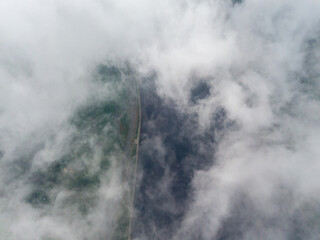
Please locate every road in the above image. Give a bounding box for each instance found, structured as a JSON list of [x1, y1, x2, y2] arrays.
[[111, 80, 141, 240], [127, 85, 141, 240]]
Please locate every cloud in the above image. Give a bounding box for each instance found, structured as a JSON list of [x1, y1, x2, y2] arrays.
[[1, 0, 320, 239], [154, 1, 320, 239], [0, 1, 133, 237]]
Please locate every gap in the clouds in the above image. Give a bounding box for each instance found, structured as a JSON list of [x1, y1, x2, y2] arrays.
[[190, 81, 211, 104], [132, 74, 230, 239], [0, 64, 140, 239], [231, 0, 243, 5], [23, 65, 132, 212], [215, 190, 320, 240]]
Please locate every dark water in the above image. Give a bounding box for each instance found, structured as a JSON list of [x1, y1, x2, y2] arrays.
[[132, 76, 228, 239], [190, 82, 211, 104]]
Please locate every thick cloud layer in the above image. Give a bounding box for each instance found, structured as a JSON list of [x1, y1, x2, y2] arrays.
[[175, 2, 320, 240], [134, 1, 320, 239], [0, 0, 320, 239]]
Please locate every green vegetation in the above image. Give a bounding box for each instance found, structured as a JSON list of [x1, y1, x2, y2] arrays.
[[66, 170, 100, 191], [100, 156, 111, 170], [24, 64, 139, 240], [97, 65, 122, 83], [112, 204, 130, 240], [72, 101, 117, 135], [119, 112, 130, 143], [26, 189, 50, 207], [131, 144, 137, 158]]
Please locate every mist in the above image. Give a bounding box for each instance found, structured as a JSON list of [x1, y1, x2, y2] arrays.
[[0, 0, 320, 239]]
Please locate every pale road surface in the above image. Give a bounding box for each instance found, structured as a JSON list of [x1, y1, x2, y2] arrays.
[[128, 86, 141, 240], [111, 82, 140, 240]]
